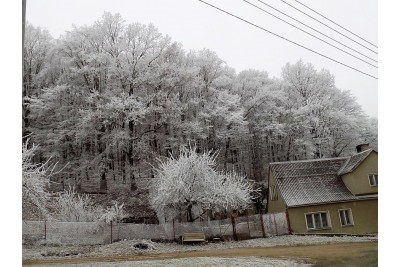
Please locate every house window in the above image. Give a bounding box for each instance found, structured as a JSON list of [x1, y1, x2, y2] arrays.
[[305, 212, 330, 230], [270, 184, 278, 201], [368, 174, 378, 186], [339, 209, 354, 227]]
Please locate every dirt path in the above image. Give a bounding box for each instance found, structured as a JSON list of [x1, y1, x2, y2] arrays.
[[23, 241, 377, 266]]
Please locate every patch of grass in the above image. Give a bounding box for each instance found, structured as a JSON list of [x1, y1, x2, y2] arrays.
[[313, 249, 377, 267]]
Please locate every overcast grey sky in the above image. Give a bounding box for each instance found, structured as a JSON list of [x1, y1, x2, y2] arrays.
[[26, 0, 378, 117]]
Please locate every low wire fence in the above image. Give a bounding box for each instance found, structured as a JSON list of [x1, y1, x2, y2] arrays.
[[23, 212, 288, 245]]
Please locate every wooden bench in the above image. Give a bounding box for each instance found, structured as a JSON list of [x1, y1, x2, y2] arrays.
[[181, 232, 206, 244]]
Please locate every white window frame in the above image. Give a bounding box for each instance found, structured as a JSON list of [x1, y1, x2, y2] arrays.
[[338, 208, 354, 227], [368, 174, 378, 187], [270, 184, 278, 201], [304, 211, 331, 231]]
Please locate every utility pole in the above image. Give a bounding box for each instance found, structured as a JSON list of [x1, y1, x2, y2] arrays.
[[22, 0, 27, 139], [23, 0, 26, 47]]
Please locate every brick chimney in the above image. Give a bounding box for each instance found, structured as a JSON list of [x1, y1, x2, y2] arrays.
[[356, 143, 370, 153]]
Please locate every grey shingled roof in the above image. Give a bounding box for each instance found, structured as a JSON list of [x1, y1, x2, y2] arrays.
[[337, 148, 376, 176], [270, 157, 357, 207]]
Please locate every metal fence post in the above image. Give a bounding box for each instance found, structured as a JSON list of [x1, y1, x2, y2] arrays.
[[110, 221, 113, 244], [246, 214, 251, 238], [44, 220, 47, 240], [218, 219, 222, 238], [172, 219, 176, 241]]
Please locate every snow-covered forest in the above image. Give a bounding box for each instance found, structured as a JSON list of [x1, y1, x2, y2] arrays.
[[23, 12, 377, 194]]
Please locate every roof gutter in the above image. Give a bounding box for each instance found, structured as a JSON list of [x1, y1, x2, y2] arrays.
[[287, 197, 377, 208]]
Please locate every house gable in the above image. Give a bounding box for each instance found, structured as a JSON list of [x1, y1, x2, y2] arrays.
[[341, 150, 378, 196], [267, 167, 287, 213]]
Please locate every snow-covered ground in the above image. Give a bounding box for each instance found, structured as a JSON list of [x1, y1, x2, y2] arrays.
[[23, 234, 377, 261]]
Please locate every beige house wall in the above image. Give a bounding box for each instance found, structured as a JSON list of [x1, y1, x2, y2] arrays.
[[342, 151, 378, 195], [287, 199, 377, 234]]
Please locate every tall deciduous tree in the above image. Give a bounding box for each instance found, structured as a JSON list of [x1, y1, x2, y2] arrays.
[[23, 23, 54, 138]]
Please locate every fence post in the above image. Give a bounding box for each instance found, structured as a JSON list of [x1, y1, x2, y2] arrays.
[[218, 219, 222, 238], [117, 222, 120, 241], [172, 219, 176, 241], [260, 214, 266, 238], [246, 214, 251, 238], [110, 221, 113, 244], [44, 220, 47, 240], [231, 215, 237, 241]]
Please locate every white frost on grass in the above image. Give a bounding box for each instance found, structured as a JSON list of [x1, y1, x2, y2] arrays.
[[30, 257, 312, 267], [23, 235, 377, 260], [91, 235, 377, 256]]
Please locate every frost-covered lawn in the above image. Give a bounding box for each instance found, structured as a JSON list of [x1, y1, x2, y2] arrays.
[[24, 257, 311, 267], [23, 235, 377, 261], [93, 234, 377, 257]]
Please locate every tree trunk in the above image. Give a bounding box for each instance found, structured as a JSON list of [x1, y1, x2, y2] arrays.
[[128, 120, 137, 190], [100, 171, 107, 190], [187, 204, 194, 222], [98, 124, 107, 190]]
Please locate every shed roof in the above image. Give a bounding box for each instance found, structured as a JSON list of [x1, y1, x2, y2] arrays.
[[270, 156, 361, 208]]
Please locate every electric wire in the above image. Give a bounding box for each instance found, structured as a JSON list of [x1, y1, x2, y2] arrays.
[[293, 0, 378, 48], [253, 0, 377, 64], [278, 0, 377, 54], [198, 0, 377, 79], [242, 0, 377, 68]]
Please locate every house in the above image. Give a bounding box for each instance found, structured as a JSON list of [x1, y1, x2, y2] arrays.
[[267, 146, 377, 235]]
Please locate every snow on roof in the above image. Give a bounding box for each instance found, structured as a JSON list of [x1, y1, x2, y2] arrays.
[[337, 148, 376, 176], [269, 157, 357, 207]]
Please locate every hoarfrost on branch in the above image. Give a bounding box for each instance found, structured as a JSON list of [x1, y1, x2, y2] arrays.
[[149, 146, 255, 222]]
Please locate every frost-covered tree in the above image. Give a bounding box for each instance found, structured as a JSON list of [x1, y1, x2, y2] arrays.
[[22, 140, 54, 219], [25, 13, 377, 195], [149, 146, 254, 222], [101, 201, 127, 223], [52, 188, 104, 222], [23, 23, 54, 138], [280, 60, 369, 159], [52, 188, 127, 222]]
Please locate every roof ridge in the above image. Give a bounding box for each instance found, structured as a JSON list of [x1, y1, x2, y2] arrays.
[[277, 173, 337, 179], [356, 148, 374, 155], [269, 156, 349, 165]]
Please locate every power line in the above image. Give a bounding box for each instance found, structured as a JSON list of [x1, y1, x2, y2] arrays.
[[197, 0, 377, 79], [293, 0, 378, 49], [278, 0, 378, 54], [242, 0, 377, 68], [254, 0, 377, 64]]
